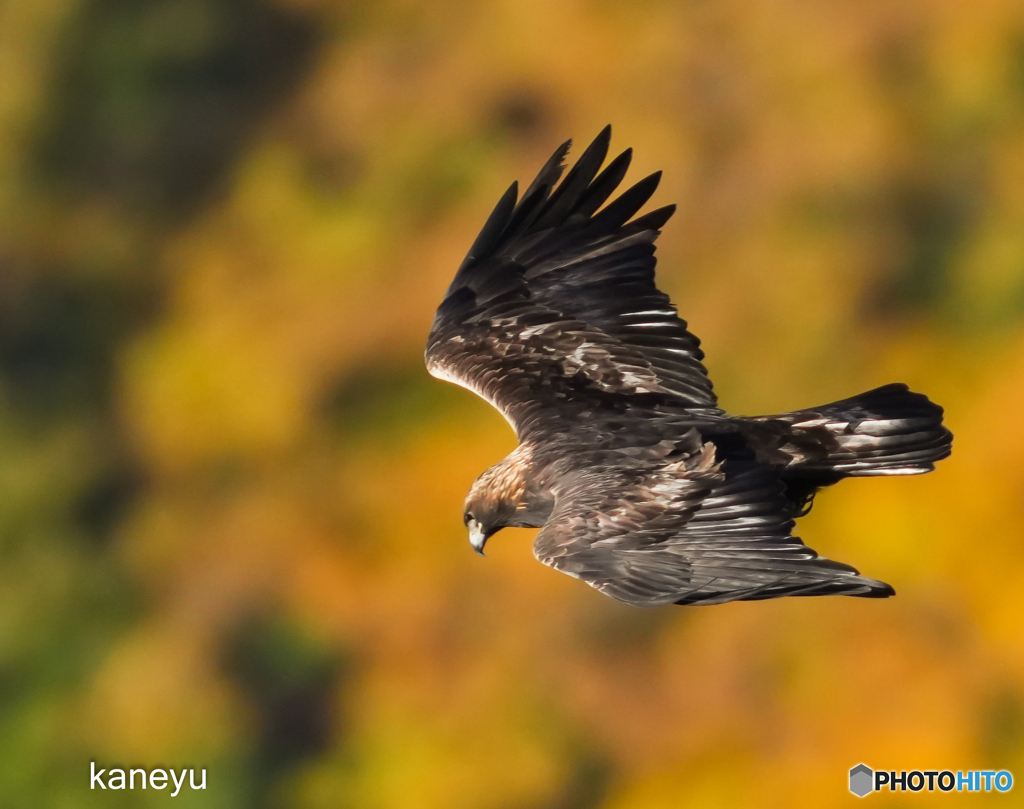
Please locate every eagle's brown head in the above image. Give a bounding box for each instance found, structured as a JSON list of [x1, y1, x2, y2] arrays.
[[463, 446, 553, 554]]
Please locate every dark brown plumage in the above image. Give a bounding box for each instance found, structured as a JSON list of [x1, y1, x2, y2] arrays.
[[426, 126, 952, 607]]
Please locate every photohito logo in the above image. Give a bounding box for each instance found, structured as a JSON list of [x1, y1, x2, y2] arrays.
[[849, 764, 1013, 797]]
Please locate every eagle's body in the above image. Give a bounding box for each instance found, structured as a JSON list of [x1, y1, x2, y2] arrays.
[[426, 127, 952, 607]]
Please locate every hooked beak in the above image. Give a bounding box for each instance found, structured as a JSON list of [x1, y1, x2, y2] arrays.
[[468, 519, 487, 556]]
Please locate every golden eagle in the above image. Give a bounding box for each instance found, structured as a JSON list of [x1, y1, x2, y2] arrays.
[[426, 127, 951, 607]]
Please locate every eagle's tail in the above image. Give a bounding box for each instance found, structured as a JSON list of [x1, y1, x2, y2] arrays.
[[750, 383, 953, 477]]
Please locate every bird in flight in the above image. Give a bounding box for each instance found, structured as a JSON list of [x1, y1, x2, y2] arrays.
[[425, 127, 952, 607]]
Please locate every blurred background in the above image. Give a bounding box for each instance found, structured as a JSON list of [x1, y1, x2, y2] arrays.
[[2, 0, 1023, 806]]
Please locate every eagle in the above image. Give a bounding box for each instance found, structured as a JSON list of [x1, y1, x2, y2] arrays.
[[425, 126, 952, 607]]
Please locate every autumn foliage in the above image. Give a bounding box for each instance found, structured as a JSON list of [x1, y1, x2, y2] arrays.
[[2, 0, 1024, 806]]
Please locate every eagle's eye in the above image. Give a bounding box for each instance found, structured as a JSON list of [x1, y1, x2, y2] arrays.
[[463, 512, 473, 526]]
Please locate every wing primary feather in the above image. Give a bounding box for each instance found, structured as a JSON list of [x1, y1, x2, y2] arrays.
[[574, 149, 633, 218], [626, 204, 677, 233], [533, 125, 612, 229], [587, 171, 663, 234], [459, 181, 518, 268], [519, 139, 571, 205], [503, 182, 556, 243]]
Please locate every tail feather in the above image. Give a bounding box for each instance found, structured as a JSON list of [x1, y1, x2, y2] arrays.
[[750, 383, 953, 476]]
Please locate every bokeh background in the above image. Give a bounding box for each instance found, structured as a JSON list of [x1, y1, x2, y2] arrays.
[[2, 0, 1024, 806]]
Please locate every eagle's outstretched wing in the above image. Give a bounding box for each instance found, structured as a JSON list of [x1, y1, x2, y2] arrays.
[[534, 448, 894, 607], [426, 126, 718, 439]]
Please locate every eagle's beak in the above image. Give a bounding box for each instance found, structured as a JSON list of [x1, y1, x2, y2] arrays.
[[468, 519, 487, 555]]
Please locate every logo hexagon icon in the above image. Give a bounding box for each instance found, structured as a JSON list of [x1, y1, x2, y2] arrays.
[[849, 764, 873, 798]]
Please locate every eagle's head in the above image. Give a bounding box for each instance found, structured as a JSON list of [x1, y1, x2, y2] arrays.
[[462, 494, 514, 556], [463, 448, 552, 554]]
